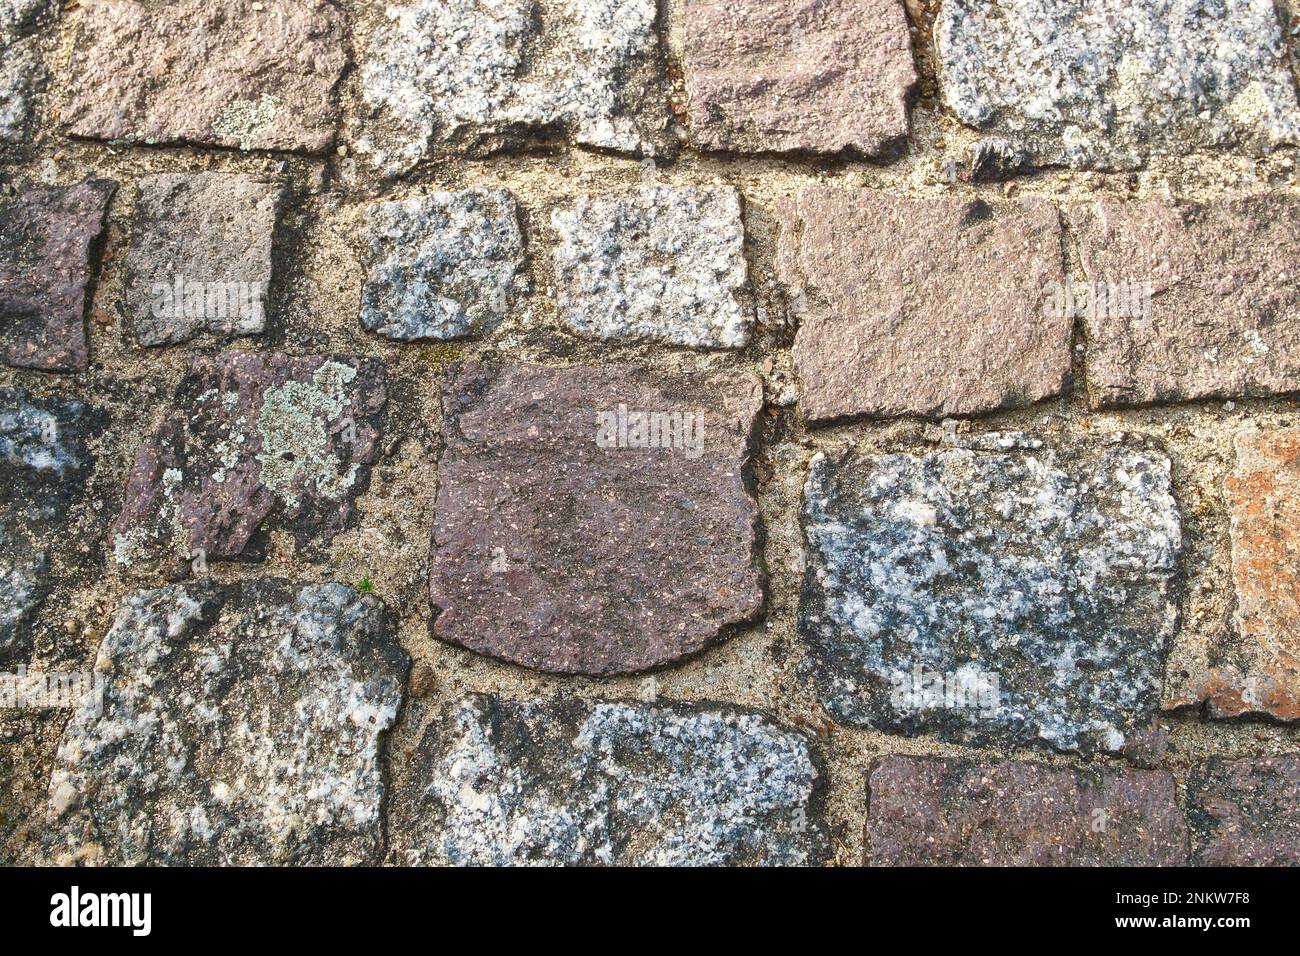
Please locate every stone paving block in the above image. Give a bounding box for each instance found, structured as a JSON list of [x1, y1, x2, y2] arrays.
[[61, 0, 346, 152], [866, 756, 1189, 866], [551, 184, 752, 348], [1075, 194, 1300, 408], [0, 179, 115, 371], [936, 0, 1300, 170], [124, 173, 284, 346], [110, 353, 385, 569], [777, 188, 1070, 421], [390, 694, 828, 865], [359, 189, 526, 342], [1187, 755, 1300, 866], [356, 0, 674, 176], [682, 0, 915, 157], [429, 361, 763, 675], [0, 0, 50, 145], [800, 434, 1182, 752], [43, 580, 408, 865]]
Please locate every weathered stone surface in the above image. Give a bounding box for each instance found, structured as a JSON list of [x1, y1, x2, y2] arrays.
[[360, 189, 526, 342], [356, 0, 674, 176], [390, 694, 828, 865], [1076, 194, 1300, 408], [0, 1, 50, 144], [61, 0, 346, 152], [551, 185, 752, 348], [936, 0, 1300, 170], [110, 353, 385, 568], [429, 361, 763, 675], [1187, 755, 1300, 866], [44, 580, 408, 865], [124, 173, 283, 347], [778, 188, 1070, 421], [682, 0, 915, 157], [800, 434, 1182, 752], [866, 756, 1188, 866], [0, 179, 115, 371]]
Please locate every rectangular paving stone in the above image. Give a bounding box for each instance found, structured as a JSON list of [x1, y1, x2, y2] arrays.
[[389, 694, 829, 865], [0, 179, 116, 371], [429, 361, 763, 675], [682, 0, 916, 157], [61, 0, 346, 152], [936, 0, 1300, 170], [1187, 755, 1300, 866], [1076, 194, 1300, 408], [867, 756, 1188, 866], [800, 433, 1182, 752], [778, 188, 1070, 421]]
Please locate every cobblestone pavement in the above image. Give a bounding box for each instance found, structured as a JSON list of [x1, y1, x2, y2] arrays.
[[1, 0, 1298, 866]]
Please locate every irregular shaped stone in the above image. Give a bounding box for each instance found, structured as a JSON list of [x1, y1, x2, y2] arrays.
[[936, 0, 1300, 170], [390, 694, 828, 865], [0, 179, 115, 371], [683, 0, 915, 156], [429, 361, 763, 674], [124, 173, 284, 346], [61, 0, 346, 152], [110, 353, 385, 568], [1075, 195, 1300, 408], [0, 547, 44, 660], [1187, 755, 1300, 866], [800, 434, 1182, 752], [44, 580, 408, 865], [867, 756, 1188, 865], [552, 185, 752, 348], [0, 29, 40, 144], [359, 189, 526, 341], [778, 188, 1069, 421], [355, 0, 674, 176]]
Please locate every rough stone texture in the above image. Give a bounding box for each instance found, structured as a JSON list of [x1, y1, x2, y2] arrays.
[[359, 189, 527, 342], [0, 179, 116, 371], [778, 188, 1070, 421], [867, 757, 1189, 866], [356, 0, 674, 176], [936, 0, 1300, 170], [0, 0, 51, 144], [682, 0, 915, 157], [110, 353, 385, 569], [390, 694, 828, 865], [551, 185, 752, 348], [1075, 194, 1300, 408], [429, 361, 764, 675], [43, 580, 408, 866], [61, 0, 346, 152], [1187, 755, 1300, 866], [800, 434, 1182, 752], [124, 173, 283, 347]]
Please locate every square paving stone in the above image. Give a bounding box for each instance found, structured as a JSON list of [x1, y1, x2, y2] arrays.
[[429, 361, 764, 675], [778, 188, 1070, 421], [0, 179, 116, 371], [61, 0, 345, 152], [936, 0, 1300, 170], [1187, 755, 1300, 866], [43, 580, 408, 865], [683, 0, 916, 157], [800, 433, 1182, 752]]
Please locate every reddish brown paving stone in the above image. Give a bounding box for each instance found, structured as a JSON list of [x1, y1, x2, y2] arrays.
[[866, 756, 1189, 866], [61, 0, 346, 153], [1075, 194, 1300, 408], [0, 179, 116, 372], [778, 188, 1070, 422], [1187, 755, 1300, 866], [428, 361, 764, 675], [682, 0, 916, 157]]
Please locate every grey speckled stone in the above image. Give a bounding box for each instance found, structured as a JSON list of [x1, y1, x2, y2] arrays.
[[44, 580, 408, 866], [552, 185, 752, 348], [936, 0, 1300, 170], [390, 694, 829, 865], [800, 434, 1182, 752], [360, 189, 526, 341], [1187, 755, 1300, 866], [0, 26, 40, 143]]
